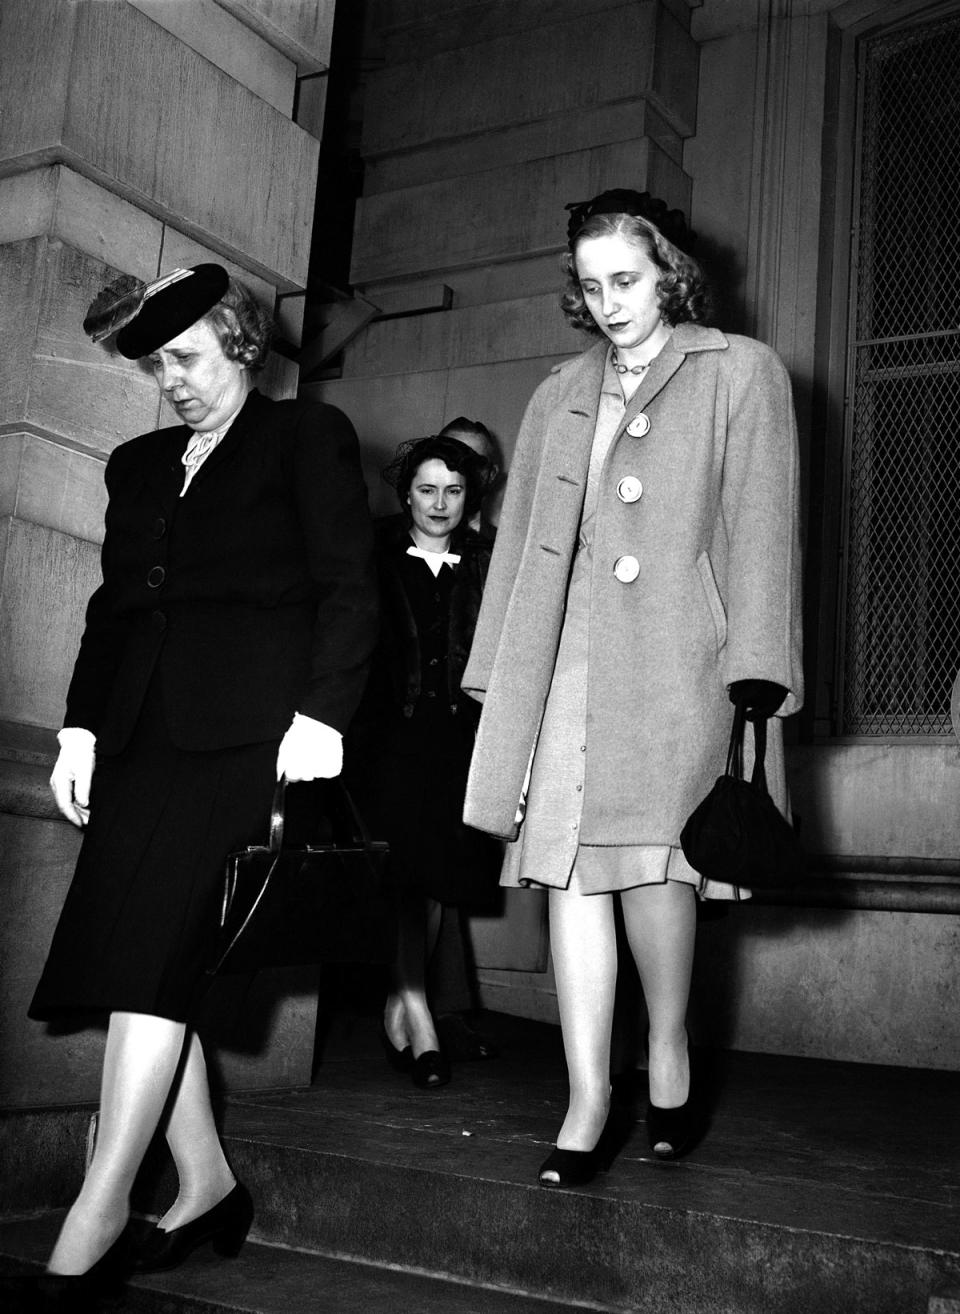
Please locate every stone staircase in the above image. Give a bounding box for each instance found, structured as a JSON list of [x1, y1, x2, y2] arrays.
[[1, 1012, 958, 1313]]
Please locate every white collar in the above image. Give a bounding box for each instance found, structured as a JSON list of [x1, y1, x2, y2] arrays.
[[406, 544, 461, 576]]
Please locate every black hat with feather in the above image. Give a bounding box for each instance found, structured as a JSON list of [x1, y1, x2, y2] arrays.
[[83, 264, 229, 359]]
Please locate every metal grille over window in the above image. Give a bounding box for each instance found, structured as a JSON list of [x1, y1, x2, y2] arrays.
[[841, 15, 960, 735]]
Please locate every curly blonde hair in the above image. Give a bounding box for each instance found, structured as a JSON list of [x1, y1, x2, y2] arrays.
[[202, 278, 273, 371]]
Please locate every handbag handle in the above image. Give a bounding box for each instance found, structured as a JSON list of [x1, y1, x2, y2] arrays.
[[268, 776, 378, 852], [724, 701, 769, 794]]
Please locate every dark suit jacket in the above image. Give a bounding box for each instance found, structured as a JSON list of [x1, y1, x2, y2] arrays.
[[369, 515, 492, 719], [65, 389, 378, 753]]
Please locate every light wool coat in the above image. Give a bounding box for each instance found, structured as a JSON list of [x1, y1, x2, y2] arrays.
[[462, 324, 803, 843]]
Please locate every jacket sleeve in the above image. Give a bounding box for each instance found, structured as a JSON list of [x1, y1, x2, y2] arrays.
[[290, 403, 379, 733], [718, 342, 804, 716], [63, 449, 132, 734], [461, 378, 554, 702]]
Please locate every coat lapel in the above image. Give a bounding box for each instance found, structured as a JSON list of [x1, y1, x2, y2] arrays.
[[614, 324, 728, 443], [183, 387, 260, 492], [142, 426, 190, 512]]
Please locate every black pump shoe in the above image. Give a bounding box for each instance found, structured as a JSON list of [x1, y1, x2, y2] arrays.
[[411, 1049, 450, 1089], [5, 1266, 126, 1313], [133, 1181, 253, 1273], [8, 1234, 132, 1312], [538, 1104, 631, 1188], [646, 1098, 698, 1159]]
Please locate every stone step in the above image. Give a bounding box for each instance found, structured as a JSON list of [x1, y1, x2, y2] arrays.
[[2, 1010, 959, 1314], [0, 1211, 601, 1313]]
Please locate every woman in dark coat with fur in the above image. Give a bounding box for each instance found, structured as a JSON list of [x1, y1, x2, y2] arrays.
[[345, 436, 498, 1089]]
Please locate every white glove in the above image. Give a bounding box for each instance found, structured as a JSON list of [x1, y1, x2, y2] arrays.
[[276, 713, 343, 781], [50, 727, 96, 828]]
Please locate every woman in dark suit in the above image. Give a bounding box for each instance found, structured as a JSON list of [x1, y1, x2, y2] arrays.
[[31, 264, 377, 1298], [344, 436, 498, 1089]]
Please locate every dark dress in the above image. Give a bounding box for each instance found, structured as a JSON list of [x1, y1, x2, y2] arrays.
[[30, 390, 377, 1023], [344, 518, 499, 908]]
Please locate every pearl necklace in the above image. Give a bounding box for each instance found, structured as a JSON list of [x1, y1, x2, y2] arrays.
[[611, 347, 653, 376]]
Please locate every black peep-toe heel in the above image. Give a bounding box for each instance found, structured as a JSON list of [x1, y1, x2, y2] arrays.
[[538, 1104, 630, 1187]]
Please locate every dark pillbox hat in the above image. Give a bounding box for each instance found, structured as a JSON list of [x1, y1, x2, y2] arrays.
[[115, 263, 229, 359]]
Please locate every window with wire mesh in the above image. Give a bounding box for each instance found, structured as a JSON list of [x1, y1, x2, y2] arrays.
[[840, 13, 960, 735]]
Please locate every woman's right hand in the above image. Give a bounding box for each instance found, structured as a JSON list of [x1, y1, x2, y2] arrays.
[[50, 728, 96, 827]]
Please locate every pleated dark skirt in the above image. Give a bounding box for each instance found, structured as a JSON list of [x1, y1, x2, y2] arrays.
[[30, 680, 278, 1023]]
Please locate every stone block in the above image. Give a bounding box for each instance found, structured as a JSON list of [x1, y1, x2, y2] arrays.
[[0, 167, 165, 282], [294, 72, 329, 141], [343, 293, 583, 378], [364, 2, 696, 156], [379, 0, 642, 64], [352, 140, 690, 285], [1, 1, 318, 287], [129, 0, 297, 116], [0, 433, 106, 544], [788, 743, 960, 858], [362, 254, 570, 315], [691, 903, 960, 1069], [365, 100, 683, 195], [0, 518, 101, 729], [0, 235, 162, 454], [214, 0, 337, 74]]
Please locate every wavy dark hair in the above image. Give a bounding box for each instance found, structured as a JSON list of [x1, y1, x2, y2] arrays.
[[561, 212, 709, 334], [381, 435, 495, 521], [201, 278, 273, 371]]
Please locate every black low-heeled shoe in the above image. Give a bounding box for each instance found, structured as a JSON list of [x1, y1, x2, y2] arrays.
[[9, 1234, 133, 1312], [646, 1098, 698, 1159], [133, 1181, 253, 1273], [379, 1024, 414, 1073], [5, 1266, 126, 1314], [411, 1049, 451, 1088]]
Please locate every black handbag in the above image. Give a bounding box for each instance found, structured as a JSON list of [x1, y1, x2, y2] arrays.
[[209, 777, 394, 975], [680, 702, 805, 890]]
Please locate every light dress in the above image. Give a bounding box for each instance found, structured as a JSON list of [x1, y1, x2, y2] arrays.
[[500, 346, 741, 900]]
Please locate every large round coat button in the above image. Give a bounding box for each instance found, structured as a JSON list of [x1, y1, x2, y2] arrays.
[[613, 555, 640, 583], [627, 413, 651, 438], [152, 517, 167, 539], [147, 566, 166, 588], [617, 476, 643, 503], [151, 609, 167, 631]]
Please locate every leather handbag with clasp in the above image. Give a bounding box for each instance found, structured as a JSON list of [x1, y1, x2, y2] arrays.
[[209, 777, 394, 976]]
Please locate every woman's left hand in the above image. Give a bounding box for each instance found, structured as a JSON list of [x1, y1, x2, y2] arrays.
[[728, 679, 788, 720], [276, 713, 343, 780]]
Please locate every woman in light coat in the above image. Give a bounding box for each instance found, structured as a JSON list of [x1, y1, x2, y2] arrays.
[[462, 189, 803, 1186]]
